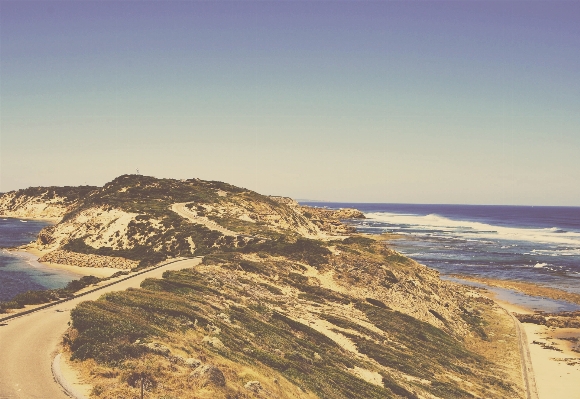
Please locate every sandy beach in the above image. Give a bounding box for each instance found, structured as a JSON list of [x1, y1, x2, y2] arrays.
[[489, 293, 580, 399], [17, 248, 125, 278], [0, 214, 60, 223]]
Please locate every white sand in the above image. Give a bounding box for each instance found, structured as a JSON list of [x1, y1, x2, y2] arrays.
[[525, 323, 580, 399], [16, 249, 125, 278], [490, 297, 580, 399], [41, 261, 125, 278], [59, 352, 92, 398]]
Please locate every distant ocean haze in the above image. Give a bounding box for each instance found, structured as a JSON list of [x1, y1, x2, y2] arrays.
[[0, 218, 78, 301], [301, 203, 580, 295]]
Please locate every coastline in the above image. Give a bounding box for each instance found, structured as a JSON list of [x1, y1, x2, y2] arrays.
[[475, 281, 580, 399], [14, 248, 125, 279], [3, 200, 579, 397], [0, 214, 60, 223], [451, 274, 580, 306]]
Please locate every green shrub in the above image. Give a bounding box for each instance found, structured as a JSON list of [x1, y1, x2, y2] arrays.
[[241, 238, 330, 267], [64, 275, 102, 292]]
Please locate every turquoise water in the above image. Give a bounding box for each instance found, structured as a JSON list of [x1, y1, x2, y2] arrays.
[[0, 218, 80, 301]]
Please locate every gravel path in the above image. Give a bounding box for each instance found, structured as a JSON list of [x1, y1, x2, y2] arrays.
[[506, 309, 540, 399]]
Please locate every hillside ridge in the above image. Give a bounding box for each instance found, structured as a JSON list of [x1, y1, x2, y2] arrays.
[[0, 175, 524, 398]]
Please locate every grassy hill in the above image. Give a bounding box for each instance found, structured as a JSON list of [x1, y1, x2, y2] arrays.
[[3, 175, 524, 398], [26, 175, 328, 267], [67, 239, 522, 399]]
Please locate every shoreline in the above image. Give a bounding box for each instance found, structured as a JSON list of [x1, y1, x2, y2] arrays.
[[471, 279, 580, 399], [8, 248, 126, 279], [0, 257, 201, 398], [450, 274, 580, 307], [3, 210, 579, 397], [0, 214, 60, 223]]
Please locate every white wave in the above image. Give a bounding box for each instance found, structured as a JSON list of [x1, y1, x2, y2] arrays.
[[20, 220, 27, 223], [364, 212, 580, 247], [532, 248, 580, 256], [534, 263, 548, 268]]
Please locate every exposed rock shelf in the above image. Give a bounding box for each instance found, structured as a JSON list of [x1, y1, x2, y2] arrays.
[[39, 250, 138, 270]]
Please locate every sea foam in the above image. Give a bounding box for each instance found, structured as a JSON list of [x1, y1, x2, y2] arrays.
[[365, 212, 580, 247]]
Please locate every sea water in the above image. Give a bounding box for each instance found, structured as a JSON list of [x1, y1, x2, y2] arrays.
[[301, 203, 580, 309], [0, 218, 79, 301]]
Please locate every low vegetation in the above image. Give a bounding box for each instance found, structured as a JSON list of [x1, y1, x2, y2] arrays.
[[65, 239, 522, 398], [2, 175, 525, 397], [0, 273, 128, 313]]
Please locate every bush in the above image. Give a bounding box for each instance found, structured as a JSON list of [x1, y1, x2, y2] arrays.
[[240, 238, 330, 267], [64, 276, 102, 292]]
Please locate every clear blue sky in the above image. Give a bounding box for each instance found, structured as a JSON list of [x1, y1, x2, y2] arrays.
[[1, 1, 579, 205]]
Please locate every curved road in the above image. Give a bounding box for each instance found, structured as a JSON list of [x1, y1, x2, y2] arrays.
[[0, 257, 201, 399]]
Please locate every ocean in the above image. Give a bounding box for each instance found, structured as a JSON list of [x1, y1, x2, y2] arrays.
[[3, 205, 580, 311], [0, 218, 79, 301], [302, 203, 580, 310]]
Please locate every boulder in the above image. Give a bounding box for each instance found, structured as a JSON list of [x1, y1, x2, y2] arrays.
[[184, 358, 202, 368], [244, 380, 262, 393], [202, 336, 226, 350], [189, 365, 226, 387]]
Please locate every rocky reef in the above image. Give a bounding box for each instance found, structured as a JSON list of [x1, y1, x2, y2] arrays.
[[300, 205, 365, 235], [39, 250, 138, 270]]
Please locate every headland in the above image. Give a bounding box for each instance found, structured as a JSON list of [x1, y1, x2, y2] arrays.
[[2, 174, 576, 398]]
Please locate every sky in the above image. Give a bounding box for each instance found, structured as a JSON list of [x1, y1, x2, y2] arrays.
[[1, 1, 579, 205]]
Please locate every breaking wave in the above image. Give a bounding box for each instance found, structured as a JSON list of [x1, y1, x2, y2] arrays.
[[364, 212, 580, 247]]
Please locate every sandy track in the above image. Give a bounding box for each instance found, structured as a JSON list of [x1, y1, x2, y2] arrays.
[[0, 257, 201, 399], [504, 309, 539, 399], [172, 202, 238, 237]]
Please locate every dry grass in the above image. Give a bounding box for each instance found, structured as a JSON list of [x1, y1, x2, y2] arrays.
[[65, 240, 525, 399], [463, 302, 525, 399]]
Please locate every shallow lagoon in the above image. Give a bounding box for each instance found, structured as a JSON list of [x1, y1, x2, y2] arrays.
[[0, 218, 79, 301], [443, 276, 580, 313]]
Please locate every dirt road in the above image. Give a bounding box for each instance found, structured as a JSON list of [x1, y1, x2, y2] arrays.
[[506, 310, 540, 399], [0, 257, 201, 399], [172, 202, 238, 237]]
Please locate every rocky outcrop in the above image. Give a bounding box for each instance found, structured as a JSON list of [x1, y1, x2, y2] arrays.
[[244, 380, 263, 392], [32, 207, 156, 252], [299, 205, 365, 235], [268, 196, 300, 208], [301, 205, 365, 220], [190, 365, 226, 387], [202, 194, 326, 239], [39, 250, 138, 270], [515, 311, 580, 328]]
